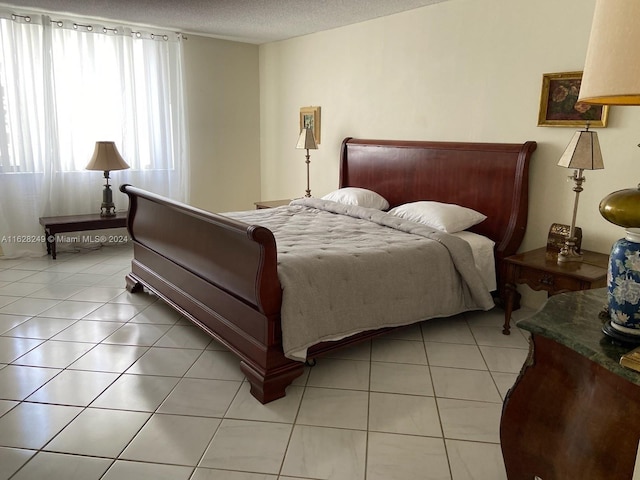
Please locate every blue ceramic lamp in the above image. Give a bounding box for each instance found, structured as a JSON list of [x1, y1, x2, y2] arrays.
[[578, 0, 640, 344]]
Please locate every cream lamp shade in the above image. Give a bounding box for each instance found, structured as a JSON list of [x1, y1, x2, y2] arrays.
[[578, 0, 640, 105], [557, 129, 604, 171], [296, 128, 318, 150], [85, 141, 130, 171]]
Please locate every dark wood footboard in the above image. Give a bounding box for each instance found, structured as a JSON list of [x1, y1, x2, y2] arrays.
[[121, 185, 303, 403]]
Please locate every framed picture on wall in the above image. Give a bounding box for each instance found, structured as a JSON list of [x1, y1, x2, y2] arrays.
[[537, 71, 609, 127], [299, 106, 321, 144]]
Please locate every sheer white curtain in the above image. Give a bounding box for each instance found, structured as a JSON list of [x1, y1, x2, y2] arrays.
[[0, 11, 189, 258]]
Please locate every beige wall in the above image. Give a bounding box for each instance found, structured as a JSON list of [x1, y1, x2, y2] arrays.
[[184, 35, 261, 212], [259, 0, 640, 308]]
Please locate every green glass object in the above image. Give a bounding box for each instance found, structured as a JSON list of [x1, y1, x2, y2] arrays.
[[599, 186, 640, 228]]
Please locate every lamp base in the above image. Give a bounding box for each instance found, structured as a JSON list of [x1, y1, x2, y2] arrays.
[[602, 319, 640, 346], [100, 205, 117, 217], [557, 238, 583, 263], [99, 177, 116, 217], [304, 151, 311, 198]]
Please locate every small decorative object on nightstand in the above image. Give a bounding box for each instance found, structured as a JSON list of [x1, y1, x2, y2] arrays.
[[546, 223, 582, 260], [502, 247, 608, 334]]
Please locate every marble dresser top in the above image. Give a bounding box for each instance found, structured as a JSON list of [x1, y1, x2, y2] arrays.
[[517, 287, 640, 386]]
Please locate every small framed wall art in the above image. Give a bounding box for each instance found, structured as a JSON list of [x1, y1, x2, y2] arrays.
[[299, 106, 321, 144], [537, 71, 609, 127]]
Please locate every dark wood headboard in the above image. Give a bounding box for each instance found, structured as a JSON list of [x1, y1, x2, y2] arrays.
[[339, 137, 537, 263]]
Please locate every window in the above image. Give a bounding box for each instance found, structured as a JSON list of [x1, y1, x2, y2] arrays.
[[0, 10, 189, 257], [0, 13, 187, 175]]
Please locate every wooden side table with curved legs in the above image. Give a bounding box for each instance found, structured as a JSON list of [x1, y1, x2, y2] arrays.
[[502, 247, 608, 334]]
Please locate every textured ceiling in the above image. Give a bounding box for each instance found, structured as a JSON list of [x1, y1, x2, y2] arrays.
[[1, 0, 447, 44]]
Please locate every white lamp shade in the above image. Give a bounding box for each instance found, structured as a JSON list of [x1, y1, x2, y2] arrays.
[[296, 128, 317, 150], [578, 0, 640, 105], [557, 130, 604, 170], [86, 141, 130, 171]]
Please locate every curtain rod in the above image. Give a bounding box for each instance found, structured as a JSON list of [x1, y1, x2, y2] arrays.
[[7, 11, 187, 40]]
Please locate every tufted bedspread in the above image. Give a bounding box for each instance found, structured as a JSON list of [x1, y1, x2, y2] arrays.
[[227, 198, 494, 361]]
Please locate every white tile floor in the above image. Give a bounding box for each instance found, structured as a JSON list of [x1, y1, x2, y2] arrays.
[[0, 243, 534, 480]]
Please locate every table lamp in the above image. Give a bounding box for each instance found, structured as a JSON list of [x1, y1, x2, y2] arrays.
[[296, 128, 318, 197], [556, 125, 604, 264], [85, 141, 130, 217], [578, 0, 640, 343]]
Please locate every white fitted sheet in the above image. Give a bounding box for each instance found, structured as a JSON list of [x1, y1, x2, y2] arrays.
[[451, 231, 496, 292]]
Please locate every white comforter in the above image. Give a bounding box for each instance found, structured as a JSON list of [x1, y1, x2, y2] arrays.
[[227, 198, 494, 360]]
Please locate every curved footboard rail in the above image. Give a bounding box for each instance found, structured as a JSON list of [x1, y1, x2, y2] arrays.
[[120, 185, 303, 403]]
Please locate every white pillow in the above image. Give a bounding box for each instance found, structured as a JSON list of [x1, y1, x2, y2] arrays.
[[321, 187, 389, 210], [388, 201, 486, 233]]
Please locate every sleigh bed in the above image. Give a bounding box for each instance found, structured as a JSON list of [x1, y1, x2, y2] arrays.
[[121, 137, 536, 403]]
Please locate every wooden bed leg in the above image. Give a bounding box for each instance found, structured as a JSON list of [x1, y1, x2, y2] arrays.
[[240, 361, 304, 404], [125, 273, 144, 293]]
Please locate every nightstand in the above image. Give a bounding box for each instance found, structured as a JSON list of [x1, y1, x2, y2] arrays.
[[502, 247, 608, 335], [39, 212, 128, 260], [254, 199, 292, 209]]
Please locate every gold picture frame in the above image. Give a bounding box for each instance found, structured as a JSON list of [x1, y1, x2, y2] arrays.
[[299, 106, 321, 144], [537, 71, 609, 127]]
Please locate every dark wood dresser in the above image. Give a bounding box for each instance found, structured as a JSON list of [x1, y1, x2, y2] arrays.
[[500, 288, 640, 479]]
